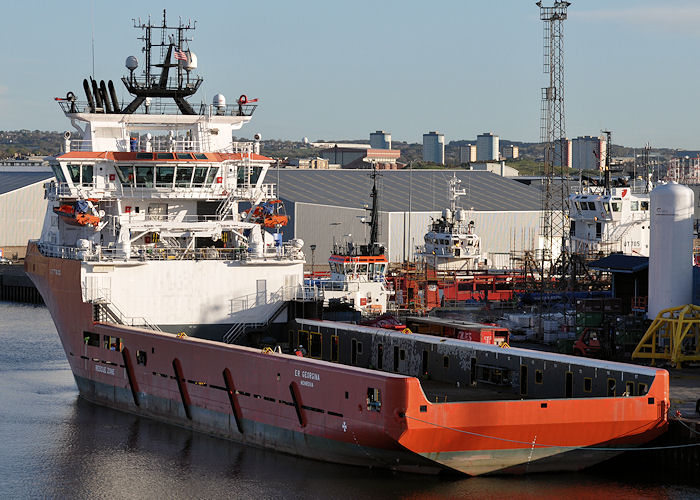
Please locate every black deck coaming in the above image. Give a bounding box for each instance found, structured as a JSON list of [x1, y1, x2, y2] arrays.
[[291, 318, 659, 403]]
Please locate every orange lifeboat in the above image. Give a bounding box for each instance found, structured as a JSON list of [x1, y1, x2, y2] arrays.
[[53, 200, 102, 228], [244, 200, 288, 228]]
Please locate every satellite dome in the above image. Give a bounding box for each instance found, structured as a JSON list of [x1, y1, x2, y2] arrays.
[[184, 52, 197, 71], [125, 56, 138, 71], [213, 93, 226, 108], [302, 137, 309, 144]]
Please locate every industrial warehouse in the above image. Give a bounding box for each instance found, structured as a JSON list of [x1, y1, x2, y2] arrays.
[[0, 171, 53, 260], [267, 168, 543, 268]]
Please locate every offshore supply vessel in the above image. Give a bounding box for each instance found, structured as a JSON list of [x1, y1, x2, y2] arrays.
[[418, 174, 482, 271], [25, 14, 670, 476]]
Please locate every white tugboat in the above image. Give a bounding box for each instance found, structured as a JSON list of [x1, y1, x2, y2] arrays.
[[418, 174, 482, 271], [315, 167, 391, 315]]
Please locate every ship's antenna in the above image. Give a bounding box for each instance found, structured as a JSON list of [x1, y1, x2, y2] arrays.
[[90, 0, 95, 78], [367, 164, 381, 247], [602, 130, 612, 193]]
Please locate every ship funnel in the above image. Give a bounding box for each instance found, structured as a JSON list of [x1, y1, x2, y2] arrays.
[[83, 79, 95, 112], [108, 80, 121, 113]]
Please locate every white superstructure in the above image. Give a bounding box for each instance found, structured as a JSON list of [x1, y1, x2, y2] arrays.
[[36, 14, 307, 341], [418, 174, 482, 271], [569, 184, 651, 257]]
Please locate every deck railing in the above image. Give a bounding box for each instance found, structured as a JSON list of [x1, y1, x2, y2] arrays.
[[38, 241, 302, 263]]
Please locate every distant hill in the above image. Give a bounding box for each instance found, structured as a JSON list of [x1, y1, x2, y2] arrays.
[[0, 130, 64, 157]]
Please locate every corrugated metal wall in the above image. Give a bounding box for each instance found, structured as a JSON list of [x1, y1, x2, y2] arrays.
[[386, 211, 541, 263], [0, 182, 47, 255], [294, 202, 541, 266]]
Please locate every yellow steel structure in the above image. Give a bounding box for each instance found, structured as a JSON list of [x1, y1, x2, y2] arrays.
[[632, 304, 700, 367]]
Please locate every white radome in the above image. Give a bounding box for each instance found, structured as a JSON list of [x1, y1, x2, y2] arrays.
[[125, 56, 138, 70]]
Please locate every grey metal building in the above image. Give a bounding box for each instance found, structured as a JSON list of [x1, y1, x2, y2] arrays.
[[0, 172, 54, 259], [268, 169, 543, 267]]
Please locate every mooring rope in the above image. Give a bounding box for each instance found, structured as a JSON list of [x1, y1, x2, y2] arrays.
[[404, 414, 700, 452]]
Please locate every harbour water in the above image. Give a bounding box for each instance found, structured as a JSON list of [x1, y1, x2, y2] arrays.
[[1, 301, 698, 499]]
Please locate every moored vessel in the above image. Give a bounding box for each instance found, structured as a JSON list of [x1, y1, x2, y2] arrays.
[[418, 174, 483, 271], [25, 13, 669, 477], [311, 167, 392, 315]]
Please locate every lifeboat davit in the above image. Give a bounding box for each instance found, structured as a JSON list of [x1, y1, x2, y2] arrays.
[[244, 200, 289, 228], [53, 199, 102, 228]]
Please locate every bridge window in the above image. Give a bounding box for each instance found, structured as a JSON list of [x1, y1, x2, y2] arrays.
[[135, 166, 154, 187], [116, 165, 135, 186], [175, 166, 193, 187], [250, 166, 263, 184], [192, 166, 210, 186], [612, 202, 622, 212], [584, 377, 592, 392], [535, 369, 543, 384], [67, 164, 80, 183], [641, 201, 649, 211], [51, 164, 67, 183], [156, 166, 175, 187]]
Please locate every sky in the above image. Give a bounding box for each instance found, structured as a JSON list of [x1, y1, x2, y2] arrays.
[[1, 0, 699, 149]]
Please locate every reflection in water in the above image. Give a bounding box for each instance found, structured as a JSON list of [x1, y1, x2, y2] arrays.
[[1, 302, 698, 499]]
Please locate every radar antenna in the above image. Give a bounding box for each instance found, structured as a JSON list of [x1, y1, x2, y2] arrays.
[[121, 9, 201, 114]]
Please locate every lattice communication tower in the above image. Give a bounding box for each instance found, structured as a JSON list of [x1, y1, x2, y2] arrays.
[[537, 1, 570, 266]]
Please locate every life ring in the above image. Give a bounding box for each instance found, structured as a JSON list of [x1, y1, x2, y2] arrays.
[[222, 189, 228, 196], [238, 94, 248, 104], [402, 328, 412, 334], [262, 346, 273, 354]]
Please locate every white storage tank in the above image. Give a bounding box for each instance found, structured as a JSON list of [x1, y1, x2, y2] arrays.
[[648, 182, 694, 319]]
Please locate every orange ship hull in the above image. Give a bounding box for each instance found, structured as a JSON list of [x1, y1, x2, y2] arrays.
[[24, 241, 669, 475]]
